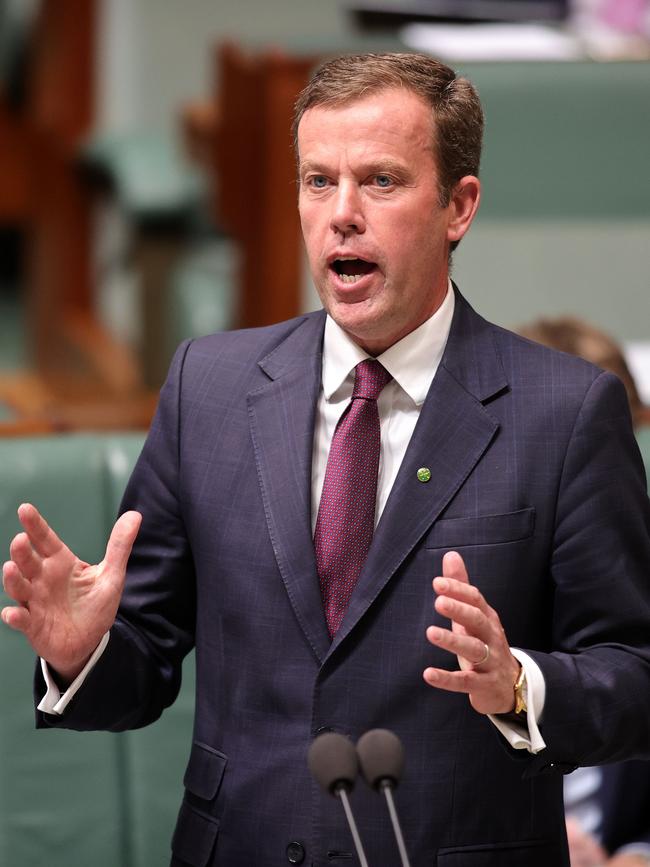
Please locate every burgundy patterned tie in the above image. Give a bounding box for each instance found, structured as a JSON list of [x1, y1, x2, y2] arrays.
[[314, 359, 393, 637]]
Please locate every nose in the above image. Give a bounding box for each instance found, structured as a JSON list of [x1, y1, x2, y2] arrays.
[[330, 181, 366, 236]]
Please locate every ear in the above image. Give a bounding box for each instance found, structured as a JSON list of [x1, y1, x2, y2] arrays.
[[446, 175, 481, 244]]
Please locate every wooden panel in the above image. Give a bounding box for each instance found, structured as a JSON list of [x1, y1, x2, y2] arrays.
[[25, 0, 97, 362], [29, 0, 95, 147], [0, 104, 30, 220], [214, 44, 316, 329], [0, 0, 152, 430]]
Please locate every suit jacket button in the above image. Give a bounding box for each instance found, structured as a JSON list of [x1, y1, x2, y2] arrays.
[[286, 841, 306, 863]]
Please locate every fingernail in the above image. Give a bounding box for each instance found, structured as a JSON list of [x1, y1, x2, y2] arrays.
[[436, 578, 448, 592]]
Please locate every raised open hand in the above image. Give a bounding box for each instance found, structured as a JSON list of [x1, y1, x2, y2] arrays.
[[423, 551, 520, 715], [2, 503, 141, 682]]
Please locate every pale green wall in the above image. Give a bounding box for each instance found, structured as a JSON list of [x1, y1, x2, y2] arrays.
[[450, 60, 650, 339], [98, 0, 395, 135], [453, 219, 650, 339]]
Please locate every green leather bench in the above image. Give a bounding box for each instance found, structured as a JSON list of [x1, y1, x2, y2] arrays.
[[0, 433, 195, 867]]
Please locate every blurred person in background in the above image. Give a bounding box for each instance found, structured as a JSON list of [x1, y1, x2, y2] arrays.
[[518, 317, 648, 430], [520, 315, 650, 867]]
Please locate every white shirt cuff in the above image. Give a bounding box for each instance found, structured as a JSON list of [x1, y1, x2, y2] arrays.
[[614, 843, 650, 861], [37, 632, 110, 715], [488, 648, 546, 754]]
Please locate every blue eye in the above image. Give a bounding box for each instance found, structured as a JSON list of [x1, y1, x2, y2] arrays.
[[311, 175, 328, 188], [375, 175, 392, 188]]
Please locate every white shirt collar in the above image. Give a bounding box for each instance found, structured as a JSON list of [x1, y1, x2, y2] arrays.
[[321, 281, 455, 406]]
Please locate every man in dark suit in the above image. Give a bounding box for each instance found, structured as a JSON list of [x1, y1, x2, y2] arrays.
[[3, 53, 650, 867]]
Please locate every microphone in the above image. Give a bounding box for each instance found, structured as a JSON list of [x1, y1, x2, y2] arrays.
[[357, 729, 412, 867], [308, 731, 371, 867]]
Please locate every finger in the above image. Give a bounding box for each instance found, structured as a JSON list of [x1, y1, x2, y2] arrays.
[[433, 575, 489, 614], [442, 550, 469, 583], [434, 594, 490, 640], [422, 666, 477, 694], [426, 625, 490, 665], [103, 511, 142, 578], [1, 604, 31, 633], [17, 503, 63, 558], [3, 561, 33, 604], [9, 532, 42, 579]]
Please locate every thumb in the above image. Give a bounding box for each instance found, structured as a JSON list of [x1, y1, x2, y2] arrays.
[[442, 550, 469, 584], [103, 511, 142, 578]]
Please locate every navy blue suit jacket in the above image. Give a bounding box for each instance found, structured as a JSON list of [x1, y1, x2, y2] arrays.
[[38, 289, 650, 867]]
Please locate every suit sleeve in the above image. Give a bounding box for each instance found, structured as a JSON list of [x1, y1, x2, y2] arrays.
[[36, 340, 196, 732], [524, 370, 650, 772]]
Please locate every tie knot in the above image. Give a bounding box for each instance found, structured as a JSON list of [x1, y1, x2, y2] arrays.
[[352, 359, 392, 401]]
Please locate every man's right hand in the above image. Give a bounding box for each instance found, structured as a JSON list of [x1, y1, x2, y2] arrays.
[[1, 503, 141, 683]]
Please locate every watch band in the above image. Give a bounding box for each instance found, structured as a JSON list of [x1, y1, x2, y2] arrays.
[[514, 664, 527, 715]]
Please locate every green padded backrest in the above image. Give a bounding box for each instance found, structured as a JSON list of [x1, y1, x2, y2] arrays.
[[457, 61, 650, 221], [101, 434, 196, 867], [165, 237, 236, 367], [0, 431, 196, 867], [103, 433, 151, 518], [102, 433, 197, 867], [0, 434, 141, 867], [124, 664, 196, 867]]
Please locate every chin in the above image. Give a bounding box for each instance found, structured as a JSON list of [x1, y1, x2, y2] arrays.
[[332, 308, 378, 337], [340, 320, 396, 355]]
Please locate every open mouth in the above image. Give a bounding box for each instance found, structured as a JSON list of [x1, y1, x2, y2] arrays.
[[330, 258, 377, 285]]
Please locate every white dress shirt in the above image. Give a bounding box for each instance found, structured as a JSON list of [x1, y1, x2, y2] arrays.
[[40, 283, 546, 753], [312, 285, 454, 533]]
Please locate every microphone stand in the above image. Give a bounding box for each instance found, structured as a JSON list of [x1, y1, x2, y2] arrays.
[[379, 780, 411, 867], [335, 784, 371, 867]]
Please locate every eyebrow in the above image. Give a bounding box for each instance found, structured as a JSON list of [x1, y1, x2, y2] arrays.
[[298, 160, 326, 179], [298, 158, 412, 181]]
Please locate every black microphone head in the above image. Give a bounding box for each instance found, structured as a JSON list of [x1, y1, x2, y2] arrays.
[[308, 732, 359, 795], [357, 728, 405, 790]]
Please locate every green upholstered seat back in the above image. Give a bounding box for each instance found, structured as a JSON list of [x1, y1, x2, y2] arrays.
[[0, 433, 195, 867]]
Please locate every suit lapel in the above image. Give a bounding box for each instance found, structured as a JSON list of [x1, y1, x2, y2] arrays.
[[247, 311, 332, 663], [330, 291, 508, 651]]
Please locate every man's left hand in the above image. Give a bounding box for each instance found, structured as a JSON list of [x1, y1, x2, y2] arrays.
[[423, 550, 520, 715]]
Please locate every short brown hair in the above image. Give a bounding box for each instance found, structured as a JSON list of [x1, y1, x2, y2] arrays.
[[292, 52, 484, 208]]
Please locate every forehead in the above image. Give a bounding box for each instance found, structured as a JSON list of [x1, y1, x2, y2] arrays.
[[297, 88, 435, 166]]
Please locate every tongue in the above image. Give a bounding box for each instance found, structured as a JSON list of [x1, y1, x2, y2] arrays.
[[339, 259, 375, 276]]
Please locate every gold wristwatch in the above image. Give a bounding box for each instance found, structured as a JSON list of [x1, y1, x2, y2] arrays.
[[513, 664, 527, 715]]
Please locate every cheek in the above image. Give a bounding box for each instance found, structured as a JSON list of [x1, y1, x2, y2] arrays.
[[298, 203, 314, 234], [300, 227, 319, 263], [300, 213, 324, 256], [380, 229, 412, 275]]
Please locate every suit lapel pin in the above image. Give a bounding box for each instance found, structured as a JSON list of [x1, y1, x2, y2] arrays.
[[416, 467, 431, 483]]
